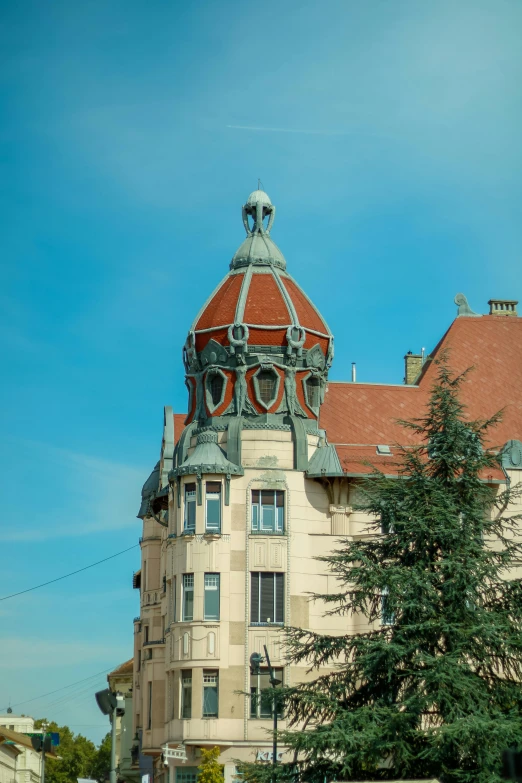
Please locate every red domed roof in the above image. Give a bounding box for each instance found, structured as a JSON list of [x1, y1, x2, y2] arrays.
[[190, 189, 332, 359], [182, 190, 334, 426], [192, 266, 331, 354]]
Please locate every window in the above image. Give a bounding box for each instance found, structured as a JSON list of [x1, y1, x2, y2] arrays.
[[257, 370, 276, 405], [381, 588, 394, 626], [182, 574, 194, 621], [204, 574, 220, 621], [250, 668, 284, 719], [205, 482, 221, 532], [209, 374, 224, 407], [306, 375, 321, 409], [181, 671, 192, 719], [144, 625, 149, 644], [250, 573, 284, 624], [184, 483, 196, 532], [137, 650, 141, 672], [176, 768, 198, 783], [251, 490, 284, 533], [147, 682, 153, 729], [203, 670, 219, 717], [171, 577, 176, 623]]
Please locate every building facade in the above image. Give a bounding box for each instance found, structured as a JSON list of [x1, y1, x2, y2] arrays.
[[131, 190, 522, 783], [0, 719, 42, 783]]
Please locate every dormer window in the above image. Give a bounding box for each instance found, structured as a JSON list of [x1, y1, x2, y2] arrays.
[[210, 375, 223, 406], [205, 369, 227, 413], [305, 375, 321, 410], [258, 371, 276, 404], [253, 367, 280, 409]]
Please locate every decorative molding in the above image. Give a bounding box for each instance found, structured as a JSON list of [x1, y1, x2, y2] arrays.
[[454, 293, 480, 317], [502, 440, 522, 470]]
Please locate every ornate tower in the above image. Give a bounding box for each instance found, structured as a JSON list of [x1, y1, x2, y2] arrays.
[[134, 191, 339, 783], [183, 189, 334, 433]]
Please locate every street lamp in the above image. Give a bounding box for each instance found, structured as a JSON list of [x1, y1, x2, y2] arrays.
[[95, 689, 125, 783], [250, 647, 282, 779]]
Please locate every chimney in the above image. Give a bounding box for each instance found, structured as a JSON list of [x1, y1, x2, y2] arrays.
[[488, 299, 518, 316], [404, 351, 423, 385]]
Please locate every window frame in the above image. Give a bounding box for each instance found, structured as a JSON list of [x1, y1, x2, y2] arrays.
[[250, 668, 284, 719], [147, 681, 153, 729], [204, 573, 220, 621], [250, 572, 285, 625], [184, 483, 196, 533], [252, 366, 281, 410], [251, 490, 284, 534], [180, 670, 192, 719], [205, 481, 222, 533], [205, 369, 227, 413], [171, 576, 177, 624], [182, 574, 194, 622], [202, 670, 219, 718], [303, 372, 321, 412], [381, 587, 394, 626]]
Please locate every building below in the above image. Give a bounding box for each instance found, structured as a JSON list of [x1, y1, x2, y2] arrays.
[[106, 661, 141, 783], [129, 190, 522, 783], [0, 718, 42, 783]]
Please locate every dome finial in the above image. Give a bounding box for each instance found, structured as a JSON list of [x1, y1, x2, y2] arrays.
[[242, 187, 275, 237]]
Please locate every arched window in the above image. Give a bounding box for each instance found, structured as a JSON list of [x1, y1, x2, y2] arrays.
[[306, 376, 321, 409], [209, 373, 224, 407], [257, 370, 277, 405]]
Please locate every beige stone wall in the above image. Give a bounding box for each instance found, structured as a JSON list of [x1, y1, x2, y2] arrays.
[[133, 423, 521, 772]]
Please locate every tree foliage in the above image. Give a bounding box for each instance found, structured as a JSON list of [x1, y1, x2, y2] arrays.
[[239, 357, 522, 783], [34, 719, 110, 783], [197, 747, 224, 783]]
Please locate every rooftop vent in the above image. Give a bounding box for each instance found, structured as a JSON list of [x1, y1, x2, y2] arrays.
[[488, 299, 518, 316]]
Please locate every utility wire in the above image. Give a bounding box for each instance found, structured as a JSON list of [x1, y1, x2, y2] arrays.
[[0, 666, 118, 712], [0, 544, 139, 601]]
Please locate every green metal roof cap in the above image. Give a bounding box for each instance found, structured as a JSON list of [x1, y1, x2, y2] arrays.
[[307, 443, 344, 477], [175, 431, 243, 477], [230, 233, 286, 270], [137, 461, 160, 518]]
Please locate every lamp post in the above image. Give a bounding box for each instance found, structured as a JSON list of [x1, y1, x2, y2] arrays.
[[95, 689, 125, 783], [250, 648, 282, 780]]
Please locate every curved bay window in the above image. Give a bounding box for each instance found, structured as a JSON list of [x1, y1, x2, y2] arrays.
[[184, 483, 196, 533]]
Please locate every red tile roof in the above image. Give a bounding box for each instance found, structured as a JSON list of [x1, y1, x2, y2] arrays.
[[321, 314, 522, 476], [196, 273, 244, 330], [282, 278, 329, 334], [109, 658, 133, 676]]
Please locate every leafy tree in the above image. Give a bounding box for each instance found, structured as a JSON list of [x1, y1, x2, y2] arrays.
[[90, 732, 112, 783], [34, 720, 111, 783], [239, 358, 522, 783], [198, 747, 224, 783], [35, 719, 97, 783]]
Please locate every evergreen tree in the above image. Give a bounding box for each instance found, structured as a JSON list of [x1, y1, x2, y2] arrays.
[[197, 746, 224, 783], [240, 358, 522, 783]]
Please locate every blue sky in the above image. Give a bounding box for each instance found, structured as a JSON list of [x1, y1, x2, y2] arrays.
[[1, 0, 521, 745]]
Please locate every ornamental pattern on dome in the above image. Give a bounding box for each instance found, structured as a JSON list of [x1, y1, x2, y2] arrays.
[[183, 190, 334, 425]]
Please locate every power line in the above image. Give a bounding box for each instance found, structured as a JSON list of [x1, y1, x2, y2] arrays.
[[0, 544, 139, 601], [0, 666, 117, 713]]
